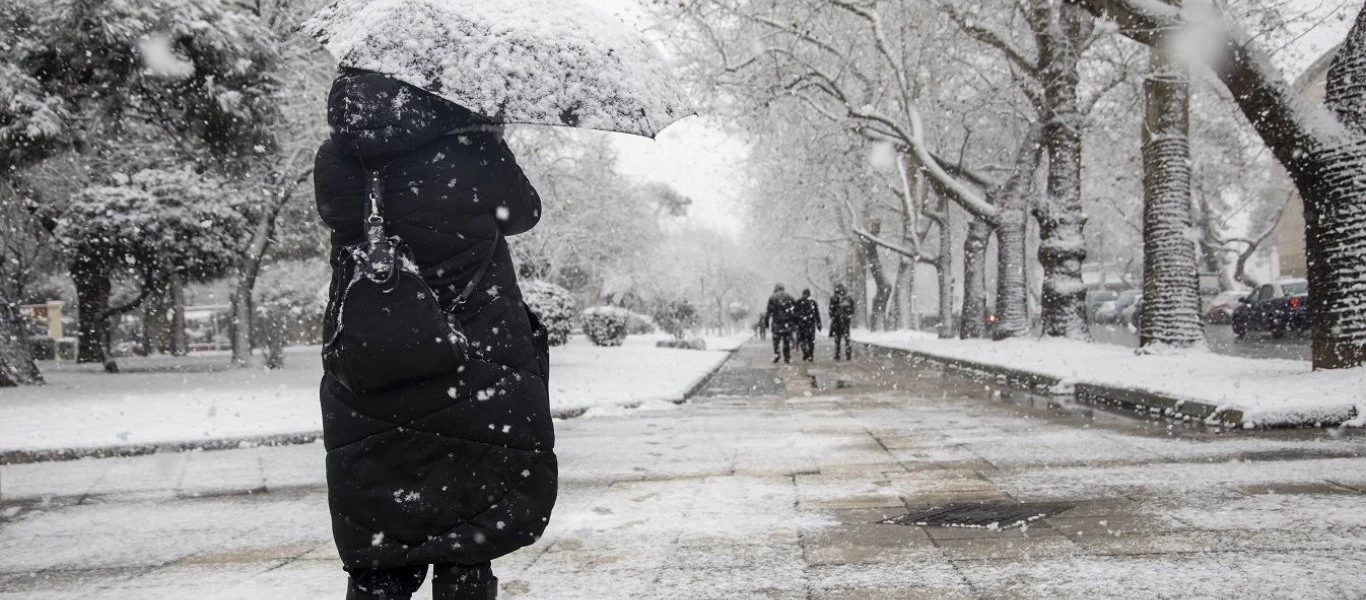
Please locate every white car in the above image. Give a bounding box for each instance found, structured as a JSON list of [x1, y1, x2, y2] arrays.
[[1094, 300, 1120, 324]]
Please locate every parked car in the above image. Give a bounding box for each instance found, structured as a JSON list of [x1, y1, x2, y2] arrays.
[[1122, 293, 1143, 327], [1232, 279, 1311, 339], [1094, 300, 1120, 324], [1086, 289, 1118, 323], [1204, 290, 1248, 324], [1095, 290, 1140, 325]]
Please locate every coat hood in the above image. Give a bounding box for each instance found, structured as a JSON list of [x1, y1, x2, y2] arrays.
[[327, 70, 486, 158]]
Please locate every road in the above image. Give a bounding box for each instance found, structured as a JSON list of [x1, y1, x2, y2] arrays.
[[1090, 322, 1312, 361], [2, 338, 1363, 599]]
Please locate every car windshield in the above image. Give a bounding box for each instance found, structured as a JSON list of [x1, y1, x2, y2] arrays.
[[1282, 281, 1309, 296]]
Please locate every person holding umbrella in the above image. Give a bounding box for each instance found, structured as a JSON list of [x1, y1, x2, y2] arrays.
[[302, 1, 692, 598]]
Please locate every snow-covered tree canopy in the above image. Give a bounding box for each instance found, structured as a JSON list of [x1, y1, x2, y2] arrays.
[[56, 168, 249, 280], [0, 0, 280, 172]]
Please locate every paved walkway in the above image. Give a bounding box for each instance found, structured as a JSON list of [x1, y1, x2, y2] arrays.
[[3, 339, 1366, 598]]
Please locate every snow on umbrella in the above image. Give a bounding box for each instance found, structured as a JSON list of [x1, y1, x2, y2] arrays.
[[299, 0, 694, 138]]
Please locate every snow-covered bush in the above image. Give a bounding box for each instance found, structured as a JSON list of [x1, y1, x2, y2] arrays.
[[652, 299, 699, 340], [522, 280, 577, 346], [624, 310, 657, 335], [581, 306, 629, 347]]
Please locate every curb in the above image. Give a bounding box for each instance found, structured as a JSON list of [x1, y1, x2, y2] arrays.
[[0, 431, 323, 466], [858, 341, 1251, 428], [681, 338, 748, 401], [5, 339, 752, 463]]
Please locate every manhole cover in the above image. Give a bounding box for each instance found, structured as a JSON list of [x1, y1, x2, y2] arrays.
[[882, 503, 1072, 529]]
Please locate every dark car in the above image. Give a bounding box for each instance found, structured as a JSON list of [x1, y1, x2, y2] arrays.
[[1232, 279, 1310, 339], [1204, 290, 1248, 324]]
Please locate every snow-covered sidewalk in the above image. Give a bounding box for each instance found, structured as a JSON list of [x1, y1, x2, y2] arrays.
[[0, 334, 744, 456], [855, 330, 1365, 427]]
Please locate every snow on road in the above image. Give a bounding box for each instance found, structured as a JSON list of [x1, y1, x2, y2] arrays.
[[855, 330, 1365, 427], [0, 334, 744, 454]]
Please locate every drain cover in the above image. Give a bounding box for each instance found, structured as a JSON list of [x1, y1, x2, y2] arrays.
[[882, 503, 1072, 529]]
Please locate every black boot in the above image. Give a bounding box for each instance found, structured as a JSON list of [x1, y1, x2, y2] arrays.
[[432, 565, 497, 600]]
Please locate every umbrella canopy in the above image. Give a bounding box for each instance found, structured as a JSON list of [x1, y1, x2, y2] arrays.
[[300, 0, 694, 138]]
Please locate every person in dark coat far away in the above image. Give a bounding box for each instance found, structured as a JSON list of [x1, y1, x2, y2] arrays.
[[756, 311, 768, 340], [829, 283, 855, 361], [794, 289, 822, 362], [315, 69, 557, 600], [765, 284, 796, 363]]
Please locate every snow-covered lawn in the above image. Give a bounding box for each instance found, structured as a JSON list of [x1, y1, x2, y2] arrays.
[[0, 333, 744, 454], [855, 330, 1365, 427]]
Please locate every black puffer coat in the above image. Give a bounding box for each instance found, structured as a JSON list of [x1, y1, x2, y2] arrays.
[[315, 71, 557, 570]]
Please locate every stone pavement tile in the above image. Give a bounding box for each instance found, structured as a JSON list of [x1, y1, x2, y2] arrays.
[[499, 568, 664, 599], [1071, 527, 1366, 556], [806, 561, 975, 599], [653, 565, 807, 600], [936, 535, 1083, 561], [200, 558, 342, 600], [534, 540, 672, 573], [812, 589, 976, 600], [1045, 515, 1186, 539], [902, 491, 1018, 507], [0, 566, 150, 597], [795, 474, 905, 510], [803, 523, 937, 566], [884, 472, 999, 495], [818, 462, 908, 475], [297, 540, 340, 560], [175, 540, 318, 566], [1, 460, 115, 501], [674, 541, 803, 570], [90, 562, 294, 599], [952, 550, 1366, 599], [1237, 481, 1363, 495], [824, 507, 907, 525], [924, 522, 1063, 542], [176, 452, 266, 493], [875, 435, 947, 450], [1042, 498, 1137, 518]]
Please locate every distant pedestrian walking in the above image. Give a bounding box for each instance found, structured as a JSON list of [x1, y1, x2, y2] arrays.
[[829, 283, 855, 361], [765, 284, 796, 363], [756, 311, 769, 340], [794, 289, 822, 362]]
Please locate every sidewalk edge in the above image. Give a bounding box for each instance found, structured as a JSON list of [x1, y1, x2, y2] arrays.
[[857, 341, 1291, 429], [0, 431, 323, 466]]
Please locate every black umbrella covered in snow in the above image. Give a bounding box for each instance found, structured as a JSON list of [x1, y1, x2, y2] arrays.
[[300, 0, 695, 138]]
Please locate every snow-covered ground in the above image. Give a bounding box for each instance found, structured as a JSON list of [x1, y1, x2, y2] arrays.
[[854, 330, 1365, 427], [0, 333, 745, 454]]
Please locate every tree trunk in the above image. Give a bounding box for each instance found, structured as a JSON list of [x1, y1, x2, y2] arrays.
[[894, 258, 915, 330], [0, 297, 43, 387], [1036, 1, 1092, 339], [994, 208, 1031, 339], [170, 273, 188, 356], [141, 277, 173, 356], [961, 218, 993, 339], [936, 205, 955, 339], [232, 290, 254, 366], [71, 256, 111, 365], [1140, 46, 1204, 349], [865, 246, 893, 331], [862, 220, 893, 331], [1305, 13, 1366, 369], [850, 240, 867, 330], [992, 127, 1044, 340]]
